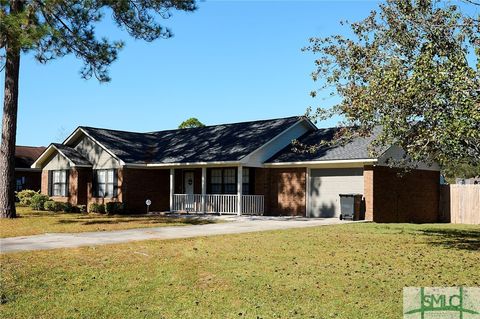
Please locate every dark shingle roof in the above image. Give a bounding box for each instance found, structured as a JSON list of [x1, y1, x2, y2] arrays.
[[52, 143, 92, 166], [79, 116, 302, 164], [267, 127, 379, 163], [15, 146, 46, 168]]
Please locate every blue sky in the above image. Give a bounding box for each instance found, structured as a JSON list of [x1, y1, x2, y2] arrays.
[[13, 0, 479, 146]]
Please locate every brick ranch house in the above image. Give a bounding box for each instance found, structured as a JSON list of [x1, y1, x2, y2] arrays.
[[31, 116, 440, 222], [15, 145, 46, 192]]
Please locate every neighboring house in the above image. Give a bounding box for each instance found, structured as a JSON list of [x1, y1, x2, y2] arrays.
[[15, 145, 46, 192], [455, 177, 480, 185], [31, 116, 440, 222]]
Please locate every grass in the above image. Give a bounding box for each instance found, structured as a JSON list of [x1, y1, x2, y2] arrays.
[[1, 223, 479, 318], [0, 206, 215, 238]]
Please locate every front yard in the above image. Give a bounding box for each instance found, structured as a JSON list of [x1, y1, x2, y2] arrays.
[[0, 206, 215, 238], [1, 223, 479, 318]]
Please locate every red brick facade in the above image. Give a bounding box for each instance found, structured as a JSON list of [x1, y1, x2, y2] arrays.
[[41, 168, 92, 206], [121, 168, 170, 213], [364, 166, 440, 223], [39, 165, 439, 220], [261, 168, 306, 216]]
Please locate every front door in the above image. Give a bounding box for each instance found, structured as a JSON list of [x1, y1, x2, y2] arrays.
[[184, 171, 194, 194], [184, 171, 195, 210]]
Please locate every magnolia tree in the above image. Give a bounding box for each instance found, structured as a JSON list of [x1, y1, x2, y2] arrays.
[[0, 0, 197, 218], [178, 117, 205, 129], [304, 0, 479, 169]]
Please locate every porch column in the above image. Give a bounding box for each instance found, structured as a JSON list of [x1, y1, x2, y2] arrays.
[[201, 167, 207, 213], [237, 165, 243, 215], [306, 167, 311, 217], [169, 168, 174, 212]]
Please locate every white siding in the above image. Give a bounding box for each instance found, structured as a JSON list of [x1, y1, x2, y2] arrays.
[[309, 168, 364, 218], [43, 153, 71, 170], [73, 135, 121, 169], [241, 120, 313, 167]]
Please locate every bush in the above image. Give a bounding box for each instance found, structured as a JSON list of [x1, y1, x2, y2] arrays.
[[105, 202, 125, 215], [89, 203, 105, 214], [44, 201, 57, 211], [69, 205, 81, 213], [17, 190, 38, 206], [61, 202, 73, 213], [30, 194, 50, 211], [78, 205, 87, 213], [46, 201, 64, 212]]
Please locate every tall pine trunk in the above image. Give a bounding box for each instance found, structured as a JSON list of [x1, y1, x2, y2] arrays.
[[0, 33, 21, 219]]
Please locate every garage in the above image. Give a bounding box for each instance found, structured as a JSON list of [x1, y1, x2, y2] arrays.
[[308, 168, 364, 218]]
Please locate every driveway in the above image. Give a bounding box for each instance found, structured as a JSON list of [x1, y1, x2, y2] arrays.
[[0, 216, 359, 253]]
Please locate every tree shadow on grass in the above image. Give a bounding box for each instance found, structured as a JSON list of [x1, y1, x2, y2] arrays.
[[418, 228, 480, 251], [55, 216, 216, 226]]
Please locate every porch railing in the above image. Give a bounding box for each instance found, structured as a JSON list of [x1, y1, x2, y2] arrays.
[[241, 195, 264, 215], [172, 194, 264, 215]]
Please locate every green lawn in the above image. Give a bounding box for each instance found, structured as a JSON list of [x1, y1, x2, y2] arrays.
[[1, 223, 479, 318], [0, 206, 215, 238]]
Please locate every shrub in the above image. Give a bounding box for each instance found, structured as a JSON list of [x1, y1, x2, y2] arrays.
[[89, 203, 105, 214], [61, 202, 73, 213], [78, 205, 87, 213], [69, 205, 80, 213], [17, 190, 38, 206], [44, 200, 64, 212], [30, 194, 50, 211], [105, 202, 125, 215], [44, 200, 56, 211]]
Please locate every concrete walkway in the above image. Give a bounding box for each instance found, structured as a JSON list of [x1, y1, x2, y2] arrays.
[[0, 216, 357, 253]]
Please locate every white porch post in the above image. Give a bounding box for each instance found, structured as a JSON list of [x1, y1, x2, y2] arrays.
[[237, 166, 243, 215], [306, 167, 311, 217], [169, 168, 174, 212], [201, 167, 207, 213]]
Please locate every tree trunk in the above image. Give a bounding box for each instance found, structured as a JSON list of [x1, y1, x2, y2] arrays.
[[0, 6, 21, 218]]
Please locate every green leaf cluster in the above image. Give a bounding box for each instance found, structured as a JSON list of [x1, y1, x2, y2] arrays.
[[305, 0, 479, 167]]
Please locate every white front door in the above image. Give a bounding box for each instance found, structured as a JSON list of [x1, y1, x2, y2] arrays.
[[184, 171, 194, 194], [184, 171, 195, 211]]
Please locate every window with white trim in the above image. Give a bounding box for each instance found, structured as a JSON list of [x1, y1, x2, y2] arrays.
[[223, 168, 236, 194], [210, 169, 222, 194], [51, 170, 68, 196], [93, 169, 117, 198]]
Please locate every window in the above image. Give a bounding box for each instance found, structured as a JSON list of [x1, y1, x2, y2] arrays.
[[242, 169, 250, 195], [16, 177, 26, 191], [50, 170, 68, 196], [210, 169, 222, 194], [207, 168, 253, 195], [223, 168, 236, 194], [94, 169, 117, 198]]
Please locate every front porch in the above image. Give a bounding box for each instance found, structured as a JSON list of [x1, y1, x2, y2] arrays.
[[168, 167, 264, 215]]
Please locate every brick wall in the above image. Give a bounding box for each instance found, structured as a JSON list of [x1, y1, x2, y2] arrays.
[[121, 168, 169, 213], [363, 166, 374, 221], [41, 168, 91, 206], [367, 166, 440, 223], [264, 168, 306, 216]]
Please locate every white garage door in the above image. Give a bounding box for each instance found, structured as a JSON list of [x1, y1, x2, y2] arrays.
[[309, 168, 364, 218]]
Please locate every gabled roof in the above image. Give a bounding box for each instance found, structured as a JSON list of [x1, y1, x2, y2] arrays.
[[15, 146, 46, 169], [77, 116, 304, 164], [267, 127, 379, 163], [51, 144, 92, 166]]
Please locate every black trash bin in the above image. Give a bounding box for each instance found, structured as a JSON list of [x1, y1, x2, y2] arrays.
[[339, 194, 364, 220]]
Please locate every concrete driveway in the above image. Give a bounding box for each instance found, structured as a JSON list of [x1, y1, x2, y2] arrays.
[[0, 216, 358, 253]]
